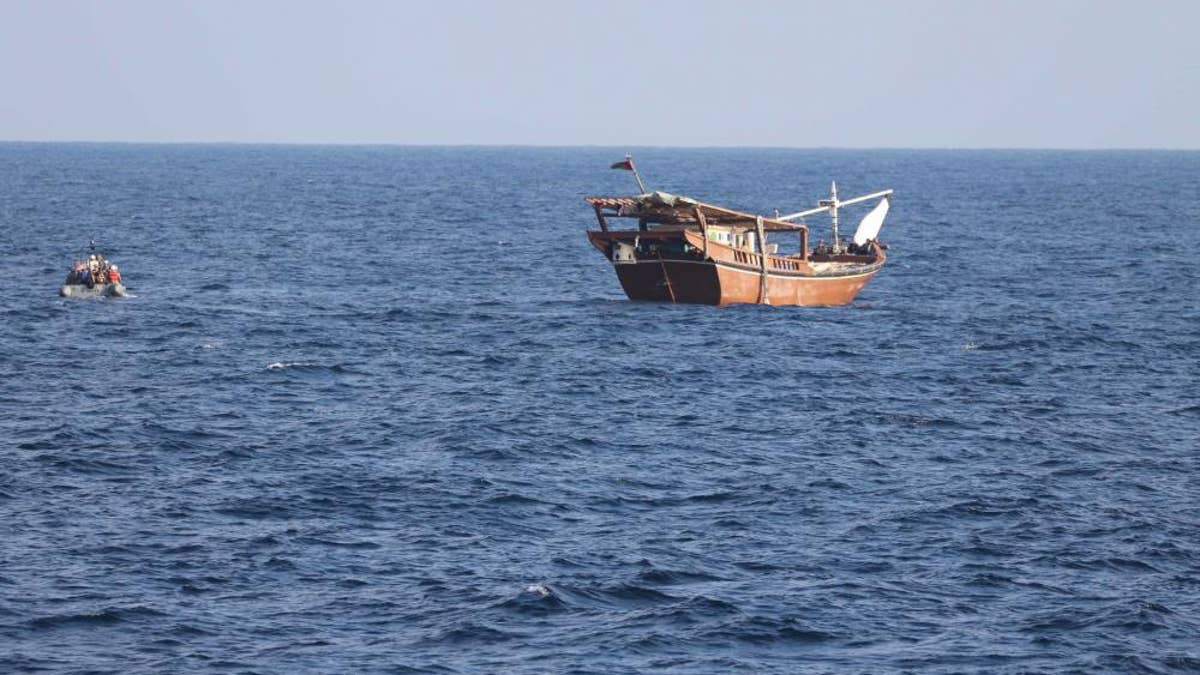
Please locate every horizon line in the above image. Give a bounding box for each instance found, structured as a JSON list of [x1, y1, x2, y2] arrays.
[[1, 139, 1198, 152]]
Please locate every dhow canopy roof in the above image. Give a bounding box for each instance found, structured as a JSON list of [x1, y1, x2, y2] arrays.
[[586, 192, 806, 232]]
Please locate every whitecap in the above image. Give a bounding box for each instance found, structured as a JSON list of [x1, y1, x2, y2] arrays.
[[525, 584, 551, 597], [267, 361, 318, 371]]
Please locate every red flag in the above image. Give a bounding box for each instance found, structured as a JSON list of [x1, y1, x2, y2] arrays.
[[610, 159, 633, 170]]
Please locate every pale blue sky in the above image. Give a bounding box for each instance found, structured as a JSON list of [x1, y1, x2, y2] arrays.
[[1, 0, 1196, 148]]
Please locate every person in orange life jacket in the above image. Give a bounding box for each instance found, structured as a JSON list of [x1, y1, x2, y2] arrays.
[[107, 264, 122, 283]]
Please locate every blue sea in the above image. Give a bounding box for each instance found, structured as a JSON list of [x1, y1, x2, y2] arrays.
[[2, 144, 1198, 673]]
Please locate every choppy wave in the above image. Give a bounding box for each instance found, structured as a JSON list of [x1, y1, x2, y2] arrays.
[[2, 145, 1198, 673]]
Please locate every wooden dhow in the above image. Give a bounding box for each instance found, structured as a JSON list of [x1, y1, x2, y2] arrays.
[[586, 157, 894, 306]]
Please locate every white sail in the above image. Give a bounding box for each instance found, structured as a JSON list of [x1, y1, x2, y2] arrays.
[[853, 197, 890, 246]]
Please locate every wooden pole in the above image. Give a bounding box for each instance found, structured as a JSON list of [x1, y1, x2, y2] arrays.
[[626, 155, 647, 194], [592, 203, 608, 232], [756, 216, 768, 304], [657, 252, 676, 303], [828, 182, 841, 253], [778, 188, 894, 222], [694, 206, 708, 257]]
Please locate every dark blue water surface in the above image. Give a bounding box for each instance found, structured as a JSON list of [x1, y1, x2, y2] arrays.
[[2, 144, 1199, 673]]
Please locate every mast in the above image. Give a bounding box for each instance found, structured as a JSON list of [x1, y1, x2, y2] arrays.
[[626, 154, 647, 194], [778, 188, 893, 221], [819, 181, 841, 253], [610, 154, 647, 194], [776, 187, 894, 255]]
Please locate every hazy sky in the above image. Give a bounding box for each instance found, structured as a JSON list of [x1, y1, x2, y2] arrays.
[[1, 0, 1196, 148]]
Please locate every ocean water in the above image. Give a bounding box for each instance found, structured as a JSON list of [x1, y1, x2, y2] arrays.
[[1, 144, 1198, 673]]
